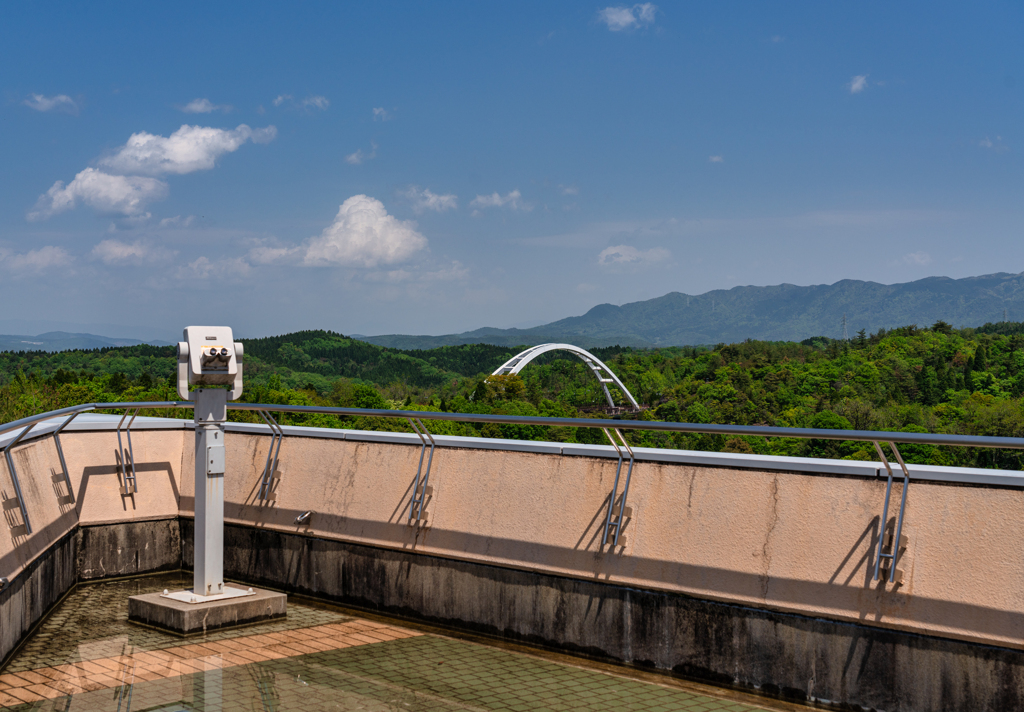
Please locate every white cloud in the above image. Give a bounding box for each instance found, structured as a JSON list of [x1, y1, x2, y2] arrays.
[[304, 195, 428, 268], [598, 3, 656, 31], [176, 256, 251, 280], [560, 185, 579, 195], [99, 123, 276, 176], [598, 244, 671, 266], [248, 244, 300, 265], [301, 95, 329, 110], [181, 98, 231, 114], [23, 93, 78, 114], [708, 155, 724, 163], [470, 190, 524, 210], [403, 186, 457, 213], [366, 261, 468, 284], [0, 246, 72, 272], [979, 136, 1008, 151], [28, 168, 168, 220], [273, 94, 328, 110], [373, 107, 392, 121], [848, 75, 869, 94], [902, 251, 932, 266], [346, 142, 377, 165], [158, 215, 197, 228], [92, 239, 175, 264], [770, 35, 785, 43]]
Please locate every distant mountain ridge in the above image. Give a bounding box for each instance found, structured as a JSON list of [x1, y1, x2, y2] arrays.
[[0, 331, 172, 353], [360, 271, 1024, 349]]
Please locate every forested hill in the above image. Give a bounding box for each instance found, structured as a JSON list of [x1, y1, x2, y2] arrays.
[[0, 330, 527, 392], [4, 321, 1024, 471], [360, 271, 1024, 349]]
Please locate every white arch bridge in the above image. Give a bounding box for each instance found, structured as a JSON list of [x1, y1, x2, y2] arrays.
[[491, 343, 640, 411]]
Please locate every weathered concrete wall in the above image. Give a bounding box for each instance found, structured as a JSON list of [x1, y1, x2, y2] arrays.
[[62, 429, 185, 527], [0, 426, 184, 667], [77, 519, 181, 581], [5, 420, 1024, 710], [176, 430, 1024, 651], [0, 429, 184, 581], [0, 529, 76, 664], [0, 433, 79, 584], [199, 520, 1024, 711]]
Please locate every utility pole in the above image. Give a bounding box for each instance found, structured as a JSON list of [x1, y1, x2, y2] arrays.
[[842, 313, 849, 341]]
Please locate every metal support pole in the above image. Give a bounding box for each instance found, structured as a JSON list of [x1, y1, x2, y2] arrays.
[[873, 441, 911, 582], [407, 418, 435, 523], [601, 428, 624, 546], [614, 427, 636, 545], [52, 411, 81, 504], [194, 389, 227, 598], [601, 428, 634, 547], [256, 410, 283, 501], [116, 408, 140, 493], [3, 424, 36, 534], [888, 442, 911, 583]]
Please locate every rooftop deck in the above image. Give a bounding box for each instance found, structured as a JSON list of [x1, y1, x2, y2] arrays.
[[3, 403, 1024, 711], [1, 574, 785, 712]]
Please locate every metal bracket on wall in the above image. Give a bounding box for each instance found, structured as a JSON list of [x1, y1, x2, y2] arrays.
[[51, 411, 81, 504], [257, 410, 284, 502], [872, 441, 910, 583], [3, 423, 36, 534], [407, 418, 435, 525], [602, 427, 635, 547], [116, 408, 140, 495]]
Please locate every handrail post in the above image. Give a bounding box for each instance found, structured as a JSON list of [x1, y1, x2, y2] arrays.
[[407, 418, 436, 524], [52, 411, 82, 504], [3, 424, 37, 534], [872, 441, 911, 583], [601, 428, 626, 547]]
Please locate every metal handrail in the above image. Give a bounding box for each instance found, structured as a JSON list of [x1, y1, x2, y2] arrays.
[[1, 397, 1018, 581], [3, 399, 1024, 451]]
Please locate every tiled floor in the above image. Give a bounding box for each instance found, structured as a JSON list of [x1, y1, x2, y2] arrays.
[[0, 575, 782, 711]]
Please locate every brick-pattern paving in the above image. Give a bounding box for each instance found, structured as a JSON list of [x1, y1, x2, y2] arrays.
[[0, 575, 788, 711], [4, 574, 348, 673], [0, 620, 419, 707]]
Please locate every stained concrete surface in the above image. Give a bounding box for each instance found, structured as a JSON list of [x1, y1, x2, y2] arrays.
[[6, 422, 1024, 710], [211, 520, 1024, 712], [0, 574, 777, 712], [129, 587, 286, 635]]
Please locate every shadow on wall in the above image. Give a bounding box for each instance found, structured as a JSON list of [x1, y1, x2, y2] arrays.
[[204, 500, 1024, 647], [78, 458, 178, 514]]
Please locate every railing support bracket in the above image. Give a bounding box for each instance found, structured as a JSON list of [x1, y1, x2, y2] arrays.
[[602, 427, 635, 548]]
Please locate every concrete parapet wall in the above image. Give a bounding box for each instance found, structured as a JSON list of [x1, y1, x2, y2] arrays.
[[175, 427, 1024, 652], [0, 421, 185, 667], [194, 520, 1024, 711], [3, 416, 1024, 709]]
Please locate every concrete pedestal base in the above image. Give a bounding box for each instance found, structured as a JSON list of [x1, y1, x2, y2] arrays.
[[128, 587, 286, 635]]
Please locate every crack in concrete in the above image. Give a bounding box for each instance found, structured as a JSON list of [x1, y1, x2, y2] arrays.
[[761, 474, 780, 601]]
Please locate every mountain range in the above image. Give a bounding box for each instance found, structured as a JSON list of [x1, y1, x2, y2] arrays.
[[358, 272, 1024, 349], [0, 332, 172, 353]]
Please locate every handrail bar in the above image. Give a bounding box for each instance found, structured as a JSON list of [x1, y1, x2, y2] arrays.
[[226, 403, 1024, 451], [0, 403, 191, 439], [2, 400, 1024, 451]]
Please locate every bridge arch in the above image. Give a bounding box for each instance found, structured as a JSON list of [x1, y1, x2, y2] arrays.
[[491, 343, 640, 410]]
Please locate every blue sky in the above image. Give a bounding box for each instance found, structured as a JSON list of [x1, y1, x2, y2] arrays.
[[1, 2, 1021, 340]]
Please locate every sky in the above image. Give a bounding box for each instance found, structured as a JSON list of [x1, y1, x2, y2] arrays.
[[1, 2, 1021, 340]]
